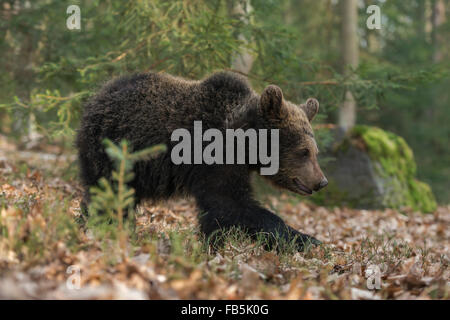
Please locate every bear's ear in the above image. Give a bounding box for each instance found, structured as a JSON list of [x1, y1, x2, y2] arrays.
[[300, 98, 319, 122], [260, 85, 284, 118]]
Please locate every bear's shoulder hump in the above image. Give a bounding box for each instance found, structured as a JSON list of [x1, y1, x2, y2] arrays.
[[202, 71, 251, 97]]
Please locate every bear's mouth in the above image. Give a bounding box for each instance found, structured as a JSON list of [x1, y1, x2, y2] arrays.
[[293, 178, 313, 195]]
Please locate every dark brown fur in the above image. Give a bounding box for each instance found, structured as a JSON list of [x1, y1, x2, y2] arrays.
[[76, 71, 327, 251]]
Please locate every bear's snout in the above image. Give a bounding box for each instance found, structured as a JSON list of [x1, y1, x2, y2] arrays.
[[314, 177, 328, 191]]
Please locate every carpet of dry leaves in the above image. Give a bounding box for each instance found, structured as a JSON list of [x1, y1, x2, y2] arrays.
[[0, 135, 448, 300]]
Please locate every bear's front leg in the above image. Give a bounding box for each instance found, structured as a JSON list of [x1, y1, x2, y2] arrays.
[[199, 200, 320, 251], [190, 167, 321, 251]]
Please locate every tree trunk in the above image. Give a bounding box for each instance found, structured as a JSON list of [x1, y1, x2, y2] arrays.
[[428, 0, 447, 120], [339, 0, 359, 132], [230, 0, 254, 74], [416, 0, 426, 37], [432, 0, 446, 63]]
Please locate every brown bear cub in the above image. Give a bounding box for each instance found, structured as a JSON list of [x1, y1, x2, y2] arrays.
[[76, 71, 328, 251]]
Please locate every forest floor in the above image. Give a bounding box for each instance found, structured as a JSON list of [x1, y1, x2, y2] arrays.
[[0, 135, 449, 300]]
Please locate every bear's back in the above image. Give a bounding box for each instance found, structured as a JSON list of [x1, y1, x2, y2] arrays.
[[78, 71, 255, 149]]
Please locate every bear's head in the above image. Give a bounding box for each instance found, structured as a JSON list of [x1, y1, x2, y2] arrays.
[[259, 85, 328, 196]]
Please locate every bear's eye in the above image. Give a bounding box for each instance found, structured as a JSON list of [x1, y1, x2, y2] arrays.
[[298, 149, 310, 159]]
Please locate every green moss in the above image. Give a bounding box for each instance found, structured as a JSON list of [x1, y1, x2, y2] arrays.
[[408, 179, 437, 213], [352, 125, 416, 177], [351, 125, 436, 213]]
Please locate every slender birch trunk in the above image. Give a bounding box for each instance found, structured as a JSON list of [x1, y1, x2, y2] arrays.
[[339, 0, 359, 132], [230, 0, 254, 74]]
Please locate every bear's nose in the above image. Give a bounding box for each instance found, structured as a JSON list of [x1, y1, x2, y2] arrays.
[[315, 178, 328, 191]]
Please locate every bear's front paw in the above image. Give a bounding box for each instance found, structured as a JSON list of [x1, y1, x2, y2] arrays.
[[294, 232, 321, 251]]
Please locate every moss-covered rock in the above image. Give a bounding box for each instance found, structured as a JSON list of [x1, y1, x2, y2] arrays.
[[312, 125, 437, 213], [352, 126, 416, 178]]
